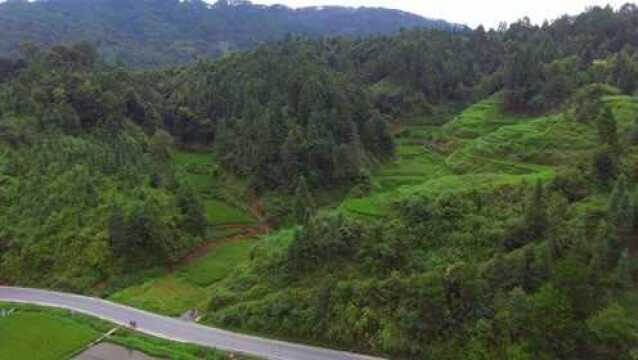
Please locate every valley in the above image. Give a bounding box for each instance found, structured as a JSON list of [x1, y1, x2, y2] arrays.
[[2, 2, 638, 359]]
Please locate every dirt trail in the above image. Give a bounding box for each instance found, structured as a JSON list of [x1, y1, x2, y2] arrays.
[[247, 191, 271, 233]]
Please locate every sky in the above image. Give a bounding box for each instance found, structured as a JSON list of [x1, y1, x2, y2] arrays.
[[247, 0, 630, 29]]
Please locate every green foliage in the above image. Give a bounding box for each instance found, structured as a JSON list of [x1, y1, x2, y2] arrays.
[[205, 83, 638, 359], [292, 176, 316, 224], [570, 84, 621, 123], [3, 4, 638, 360], [587, 303, 638, 359], [596, 105, 618, 147], [164, 46, 393, 190], [0, 46, 204, 291], [527, 285, 576, 357], [523, 181, 548, 242]]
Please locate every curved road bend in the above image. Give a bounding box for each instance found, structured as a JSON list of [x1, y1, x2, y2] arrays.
[[0, 287, 384, 360]]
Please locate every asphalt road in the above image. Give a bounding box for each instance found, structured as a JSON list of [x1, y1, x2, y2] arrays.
[[0, 287, 384, 360]]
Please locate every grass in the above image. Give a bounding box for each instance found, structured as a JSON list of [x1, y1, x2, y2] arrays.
[[0, 303, 247, 360], [108, 276, 211, 316], [444, 95, 530, 139], [110, 238, 257, 316], [110, 329, 242, 360], [174, 150, 255, 227], [178, 238, 257, 287], [205, 199, 255, 226], [0, 309, 99, 360]]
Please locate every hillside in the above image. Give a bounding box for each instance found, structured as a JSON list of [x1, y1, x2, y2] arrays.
[[1, 3, 638, 360], [0, 0, 464, 67]]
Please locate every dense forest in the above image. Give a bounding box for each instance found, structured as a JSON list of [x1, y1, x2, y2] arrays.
[[0, 0, 464, 68], [1, 2, 638, 360]]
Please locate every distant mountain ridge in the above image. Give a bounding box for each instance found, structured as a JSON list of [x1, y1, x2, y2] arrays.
[[0, 0, 467, 67]]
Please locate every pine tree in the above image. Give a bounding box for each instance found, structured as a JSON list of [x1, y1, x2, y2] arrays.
[[609, 177, 627, 216], [292, 176, 315, 224], [107, 205, 129, 259], [281, 127, 306, 186], [609, 177, 635, 249], [177, 188, 207, 238], [614, 249, 634, 291], [597, 106, 618, 147], [593, 149, 617, 189], [521, 246, 543, 292], [525, 180, 547, 240], [631, 117, 638, 145], [592, 222, 622, 271]]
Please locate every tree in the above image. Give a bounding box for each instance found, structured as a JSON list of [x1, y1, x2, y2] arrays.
[[503, 42, 544, 112], [177, 188, 207, 238], [591, 221, 622, 272], [593, 149, 617, 189], [630, 115, 638, 144], [614, 249, 635, 291], [525, 180, 548, 241], [527, 285, 575, 358], [609, 178, 635, 247], [292, 176, 315, 224], [596, 105, 618, 147], [613, 49, 638, 94], [587, 303, 638, 358], [520, 246, 544, 292], [107, 205, 129, 260], [609, 177, 627, 215], [570, 84, 620, 123]]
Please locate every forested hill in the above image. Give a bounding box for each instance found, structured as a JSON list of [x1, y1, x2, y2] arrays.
[[0, 0, 464, 68], [3, 3, 638, 360]]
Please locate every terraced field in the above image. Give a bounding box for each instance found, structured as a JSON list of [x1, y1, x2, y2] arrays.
[[340, 95, 603, 219]]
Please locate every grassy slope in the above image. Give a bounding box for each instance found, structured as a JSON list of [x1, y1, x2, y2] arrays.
[[109, 150, 259, 316], [109, 238, 258, 315], [341, 96, 573, 218]]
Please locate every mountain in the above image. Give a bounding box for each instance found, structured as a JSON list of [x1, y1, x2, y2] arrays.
[[0, 0, 466, 67], [2, 3, 638, 360]]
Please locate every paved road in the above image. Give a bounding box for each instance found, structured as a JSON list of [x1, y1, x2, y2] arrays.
[[0, 287, 384, 360]]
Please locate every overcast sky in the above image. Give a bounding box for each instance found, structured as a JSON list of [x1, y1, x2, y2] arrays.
[[248, 0, 630, 29]]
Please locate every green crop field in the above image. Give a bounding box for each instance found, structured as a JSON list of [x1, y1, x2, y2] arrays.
[[0, 310, 99, 360]]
